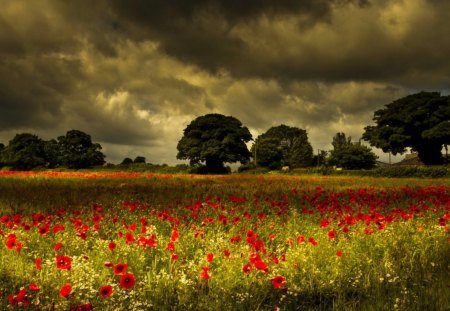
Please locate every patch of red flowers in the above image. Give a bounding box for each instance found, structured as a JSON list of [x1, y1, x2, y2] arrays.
[[119, 273, 136, 289]]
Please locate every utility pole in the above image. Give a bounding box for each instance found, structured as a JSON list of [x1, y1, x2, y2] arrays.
[[254, 140, 257, 166]]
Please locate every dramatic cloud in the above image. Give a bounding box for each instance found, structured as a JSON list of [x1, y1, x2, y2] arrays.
[[0, 0, 448, 164]]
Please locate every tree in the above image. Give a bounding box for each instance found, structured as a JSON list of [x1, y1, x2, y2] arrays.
[[177, 114, 252, 173], [327, 142, 378, 170], [252, 125, 313, 169], [1, 133, 48, 170], [57, 130, 106, 169], [133, 156, 146, 164], [332, 132, 352, 150], [363, 92, 450, 165], [120, 157, 133, 165]]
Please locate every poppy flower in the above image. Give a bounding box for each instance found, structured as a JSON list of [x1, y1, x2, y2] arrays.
[[119, 273, 136, 289], [113, 263, 128, 275], [308, 237, 317, 246], [59, 283, 72, 298], [99, 285, 113, 298], [108, 241, 116, 251], [35, 258, 42, 270], [328, 229, 337, 240], [104, 261, 114, 268], [29, 282, 40, 292], [165, 242, 175, 252], [296, 235, 305, 244], [171, 254, 179, 261], [254, 260, 268, 273], [242, 264, 252, 274], [56, 255, 72, 270], [200, 267, 209, 280], [336, 251, 343, 257], [54, 242, 63, 251], [206, 253, 214, 263], [272, 275, 285, 288], [70, 303, 93, 311], [223, 250, 231, 258]]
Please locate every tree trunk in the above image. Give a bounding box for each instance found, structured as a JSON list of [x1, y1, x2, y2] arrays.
[[416, 143, 443, 165]]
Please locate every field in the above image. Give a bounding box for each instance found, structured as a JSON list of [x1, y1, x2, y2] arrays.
[[0, 171, 449, 310]]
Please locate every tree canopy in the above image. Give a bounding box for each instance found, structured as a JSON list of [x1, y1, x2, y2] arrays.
[[177, 114, 252, 173], [327, 141, 378, 170], [0, 133, 49, 170], [252, 125, 313, 169], [363, 92, 450, 165], [57, 130, 106, 169]]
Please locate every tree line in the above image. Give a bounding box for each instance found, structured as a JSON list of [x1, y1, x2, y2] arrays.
[[0, 92, 448, 172], [176, 92, 449, 173]]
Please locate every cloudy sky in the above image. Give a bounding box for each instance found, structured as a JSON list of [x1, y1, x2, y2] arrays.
[[1, 0, 449, 164]]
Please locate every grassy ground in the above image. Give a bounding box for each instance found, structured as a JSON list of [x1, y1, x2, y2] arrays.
[[0, 172, 448, 310]]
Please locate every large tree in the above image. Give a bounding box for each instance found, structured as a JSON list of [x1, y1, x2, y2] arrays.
[[1, 133, 48, 170], [252, 125, 313, 169], [327, 141, 378, 170], [57, 130, 106, 169], [363, 92, 450, 165], [177, 114, 252, 173]]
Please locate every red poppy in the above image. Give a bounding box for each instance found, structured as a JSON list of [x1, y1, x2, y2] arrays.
[[39, 224, 50, 236], [328, 229, 337, 240], [254, 260, 268, 272], [54, 242, 63, 251], [99, 285, 113, 298], [296, 235, 305, 244], [119, 273, 136, 289], [59, 283, 72, 298], [336, 251, 343, 257], [113, 263, 128, 275], [70, 303, 93, 311], [5, 233, 16, 250], [29, 282, 40, 292], [272, 275, 285, 288], [104, 261, 114, 268], [108, 241, 116, 251], [308, 237, 318, 246], [171, 227, 179, 242], [171, 253, 179, 261], [53, 224, 65, 233], [56, 255, 72, 270], [223, 250, 231, 258], [206, 253, 214, 262], [165, 242, 175, 252], [200, 267, 209, 280], [242, 264, 252, 274], [35, 258, 42, 270]]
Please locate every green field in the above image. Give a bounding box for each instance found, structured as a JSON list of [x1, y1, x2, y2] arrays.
[[0, 172, 449, 310]]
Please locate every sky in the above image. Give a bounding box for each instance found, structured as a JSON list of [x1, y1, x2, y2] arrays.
[[1, 0, 449, 165]]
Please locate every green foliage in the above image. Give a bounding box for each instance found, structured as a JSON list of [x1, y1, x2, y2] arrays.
[[327, 143, 378, 170], [177, 114, 252, 173], [252, 125, 313, 169], [57, 130, 106, 169], [120, 157, 133, 165], [363, 92, 450, 165], [133, 156, 146, 164], [332, 132, 352, 150], [0, 133, 50, 170]]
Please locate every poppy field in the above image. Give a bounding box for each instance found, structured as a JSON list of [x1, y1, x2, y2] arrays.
[[0, 171, 449, 310]]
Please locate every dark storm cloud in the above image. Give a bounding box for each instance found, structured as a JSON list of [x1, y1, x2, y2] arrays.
[[0, 0, 448, 164]]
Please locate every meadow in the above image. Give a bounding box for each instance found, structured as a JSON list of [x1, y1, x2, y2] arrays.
[[0, 171, 448, 310]]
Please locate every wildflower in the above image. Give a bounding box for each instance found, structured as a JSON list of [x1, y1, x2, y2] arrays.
[[223, 250, 231, 258], [272, 275, 285, 288], [166, 242, 175, 252], [59, 283, 72, 298], [104, 261, 114, 268], [56, 255, 72, 271], [113, 263, 128, 275], [171, 254, 179, 261], [308, 237, 318, 246], [200, 267, 209, 280], [243, 264, 252, 274], [119, 273, 136, 289], [99, 285, 113, 298], [35, 258, 42, 270], [328, 229, 337, 240], [336, 251, 343, 257], [206, 253, 214, 263], [29, 283, 40, 292], [108, 241, 116, 251], [54, 242, 63, 251]]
